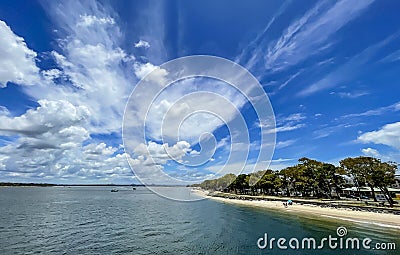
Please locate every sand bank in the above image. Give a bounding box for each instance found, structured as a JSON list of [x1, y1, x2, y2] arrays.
[[193, 189, 400, 229]]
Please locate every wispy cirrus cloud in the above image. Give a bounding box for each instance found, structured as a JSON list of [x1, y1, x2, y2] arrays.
[[243, 0, 374, 73], [340, 101, 400, 119], [0, 0, 272, 184], [276, 139, 297, 149], [262, 113, 306, 134], [236, 1, 290, 70], [298, 31, 400, 97], [330, 91, 369, 99], [312, 123, 363, 139]]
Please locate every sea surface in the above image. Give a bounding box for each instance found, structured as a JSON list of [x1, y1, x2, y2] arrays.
[[0, 186, 398, 254]]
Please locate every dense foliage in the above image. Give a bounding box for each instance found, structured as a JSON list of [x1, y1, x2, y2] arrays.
[[195, 157, 398, 204]]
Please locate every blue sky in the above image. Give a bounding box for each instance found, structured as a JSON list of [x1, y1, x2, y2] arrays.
[[0, 0, 399, 184]]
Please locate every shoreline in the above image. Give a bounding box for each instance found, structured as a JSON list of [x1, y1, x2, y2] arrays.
[[193, 189, 400, 230]]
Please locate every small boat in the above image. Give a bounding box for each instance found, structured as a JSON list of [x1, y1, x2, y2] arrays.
[[132, 187, 136, 190], [111, 189, 119, 192]]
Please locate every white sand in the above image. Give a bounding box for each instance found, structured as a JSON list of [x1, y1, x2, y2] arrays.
[[192, 189, 400, 229]]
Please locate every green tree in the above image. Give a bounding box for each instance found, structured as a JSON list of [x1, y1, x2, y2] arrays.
[[280, 165, 305, 197], [230, 174, 249, 194], [340, 156, 397, 203], [371, 161, 397, 206], [216, 174, 237, 191], [298, 157, 322, 197], [255, 170, 281, 195]]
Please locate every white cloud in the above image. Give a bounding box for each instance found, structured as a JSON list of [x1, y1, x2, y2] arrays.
[[205, 158, 296, 177], [124, 140, 210, 185], [268, 158, 297, 171], [0, 99, 90, 137], [331, 91, 369, 99], [0, 106, 10, 116], [278, 70, 303, 90], [264, 0, 374, 72], [236, 1, 290, 70], [262, 113, 306, 134], [268, 124, 305, 133], [0, 100, 134, 182], [276, 139, 297, 149], [84, 143, 117, 157], [341, 101, 400, 119], [22, 1, 137, 135], [379, 49, 400, 63], [361, 147, 381, 158], [133, 62, 169, 85], [41, 69, 63, 81], [281, 113, 306, 123], [361, 147, 400, 164], [134, 39, 150, 48], [133, 141, 191, 166], [0, 1, 276, 184], [77, 14, 115, 27], [0, 2, 138, 183], [358, 122, 400, 149], [298, 33, 394, 96], [124, 76, 250, 147], [0, 20, 40, 87]]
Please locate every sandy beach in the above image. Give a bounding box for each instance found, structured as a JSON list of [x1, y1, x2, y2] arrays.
[[193, 189, 400, 230]]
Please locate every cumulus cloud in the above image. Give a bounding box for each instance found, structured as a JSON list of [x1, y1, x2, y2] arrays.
[[134, 39, 150, 48], [0, 100, 89, 136], [0, 1, 192, 184], [361, 147, 381, 158], [0, 20, 40, 87], [141, 78, 248, 143], [23, 1, 134, 135], [358, 122, 400, 149], [133, 141, 191, 166], [0, 2, 138, 183], [133, 62, 169, 85], [125, 140, 210, 185], [0, 101, 134, 183], [0, 100, 129, 182], [0, 106, 10, 116], [0, 1, 266, 184], [41, 69, 63, 82], [0, 100, 90, 152]]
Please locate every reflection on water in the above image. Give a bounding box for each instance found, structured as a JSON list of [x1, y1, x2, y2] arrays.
[[0, 187, 398, 254]]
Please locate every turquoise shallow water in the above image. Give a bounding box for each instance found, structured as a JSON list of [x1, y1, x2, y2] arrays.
[[0, 186, 398, 254]]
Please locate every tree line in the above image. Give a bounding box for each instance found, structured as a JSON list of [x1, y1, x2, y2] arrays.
[[195, 156, 398, 206]]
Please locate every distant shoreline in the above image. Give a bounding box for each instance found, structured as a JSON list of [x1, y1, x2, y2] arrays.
[[193, 189, 400, 230], [0, 182, 142, 187], [0, 182, 188, 187]]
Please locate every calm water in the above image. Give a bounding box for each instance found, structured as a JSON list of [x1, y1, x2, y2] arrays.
[[0, 187, 398, 255]]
